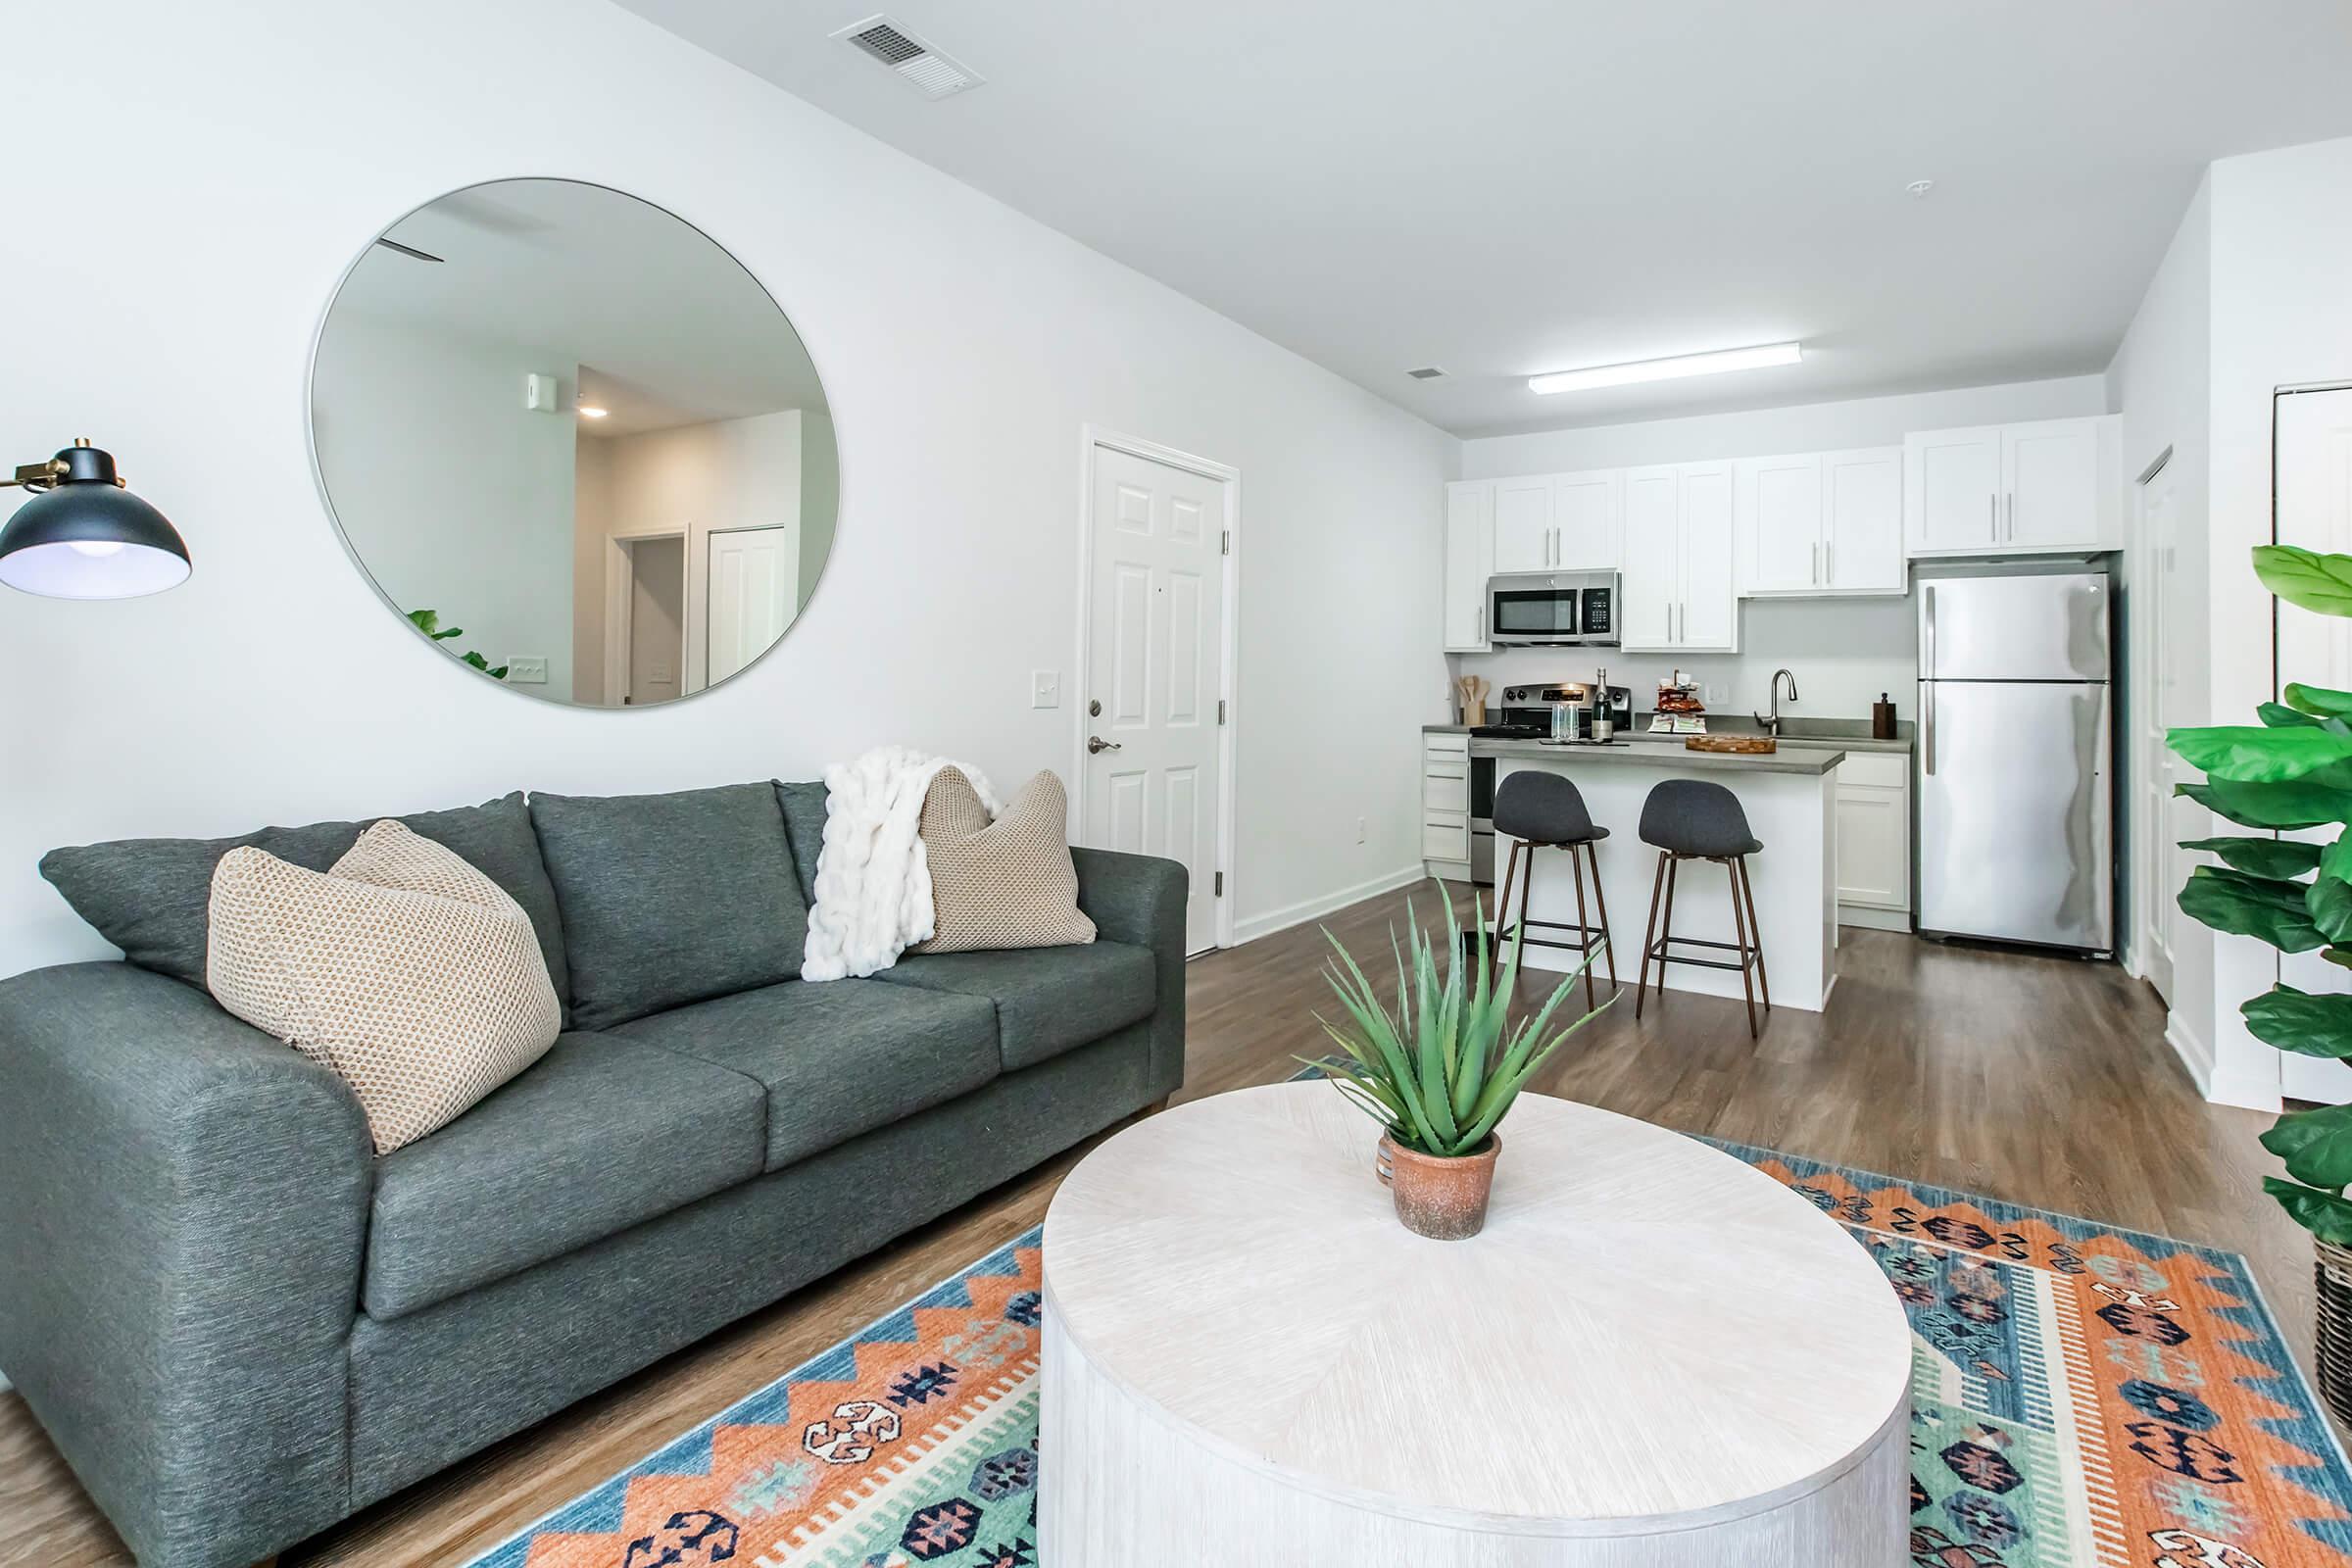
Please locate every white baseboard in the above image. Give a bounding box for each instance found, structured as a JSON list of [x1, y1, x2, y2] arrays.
[[1231, 865, 1430, 948], [1837, 905, 1911, 934], [2165, 1012, 2216, 1098]]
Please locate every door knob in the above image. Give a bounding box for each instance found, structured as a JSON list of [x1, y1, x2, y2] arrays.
[[1088, 735, 1122, 754]]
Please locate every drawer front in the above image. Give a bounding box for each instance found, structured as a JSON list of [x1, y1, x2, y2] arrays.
[[1424, 733, 1470, 760], [1838, 752, 1909, 789], [1423, 767, 1470, 811], [1422, 811, 1470, 860]]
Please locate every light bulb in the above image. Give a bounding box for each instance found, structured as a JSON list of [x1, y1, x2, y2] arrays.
[[67, 539, 126, 558]]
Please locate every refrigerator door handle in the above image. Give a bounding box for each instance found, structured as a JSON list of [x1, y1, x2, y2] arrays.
[[1922, 583, 1937, 677], [1922, 683, 1935, 775]]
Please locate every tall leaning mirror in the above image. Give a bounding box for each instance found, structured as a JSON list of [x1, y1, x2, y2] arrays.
[[310, 177, 837, 708]]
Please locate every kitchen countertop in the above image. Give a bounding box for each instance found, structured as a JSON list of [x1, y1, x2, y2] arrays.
[[1427, 716, 1912, 755], [1472, 736, 1845, 776]]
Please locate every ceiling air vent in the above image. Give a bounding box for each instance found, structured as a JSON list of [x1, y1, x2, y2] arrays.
[[834, 16, 984, 99], [1406, 367, 1449, 381]]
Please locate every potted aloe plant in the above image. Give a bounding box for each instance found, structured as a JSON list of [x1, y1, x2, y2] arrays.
[[1310, 895, 1608, 1240], [2168, 544, 2352, 1420]]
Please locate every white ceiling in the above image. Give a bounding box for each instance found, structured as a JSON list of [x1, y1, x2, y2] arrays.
[[612, 0, 2352, 437], [341, 177, 829, 436]]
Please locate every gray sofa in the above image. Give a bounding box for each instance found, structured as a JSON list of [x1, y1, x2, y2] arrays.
[[0, 780, 1185, 1568]]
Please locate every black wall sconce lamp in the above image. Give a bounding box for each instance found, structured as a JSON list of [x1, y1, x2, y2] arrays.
[[0, 439, 191, 599]]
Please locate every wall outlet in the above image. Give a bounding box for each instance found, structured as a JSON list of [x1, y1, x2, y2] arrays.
[[507, 655, 549, 684], [1030, 669, 1060, 709], [1704, 682, 1726, 706], [1356, 816, 1367, 845]]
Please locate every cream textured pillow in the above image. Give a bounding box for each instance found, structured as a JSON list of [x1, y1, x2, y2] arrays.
[[207, 819, 561, 1153], [915, 768, 1097, 954]]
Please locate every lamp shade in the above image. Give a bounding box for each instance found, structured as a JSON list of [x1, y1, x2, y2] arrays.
[[0, 444, 190, 599]]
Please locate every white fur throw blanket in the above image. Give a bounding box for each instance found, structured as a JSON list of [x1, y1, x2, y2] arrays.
[[801, 746, 1002, 981]]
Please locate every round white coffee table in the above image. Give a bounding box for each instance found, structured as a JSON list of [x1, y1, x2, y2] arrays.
[[1039, 1082, 1910, 1565]]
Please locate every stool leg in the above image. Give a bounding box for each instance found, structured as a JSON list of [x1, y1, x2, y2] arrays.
[[1652, 854, 1682, 1013], [1489, 839, 1522, 989], [1738, 856, 1771, 1013], [1636, 850, 1667, 1018], [1584, 841, 1618, 991], [1569, 843, 1595, 1012], [1725, 858, 1760, 1039], [1511, 842, 1537, 998]]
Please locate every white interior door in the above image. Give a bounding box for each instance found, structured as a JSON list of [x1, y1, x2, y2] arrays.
[[707, 525, 798, 687], [1085, 443, 1229, 955], [627, 536, 685, 706], [2137, 464, 2180, 1004], [2278, 388, 2352, 1102]]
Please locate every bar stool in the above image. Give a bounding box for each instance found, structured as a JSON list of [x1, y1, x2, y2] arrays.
[[1488, 772, 1616, 1010], [1635, 779, 1771, 1038]]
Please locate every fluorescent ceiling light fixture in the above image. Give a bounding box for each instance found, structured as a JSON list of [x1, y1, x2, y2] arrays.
[[1528, 341, 1802, 396], [576, 404, 609, 418]]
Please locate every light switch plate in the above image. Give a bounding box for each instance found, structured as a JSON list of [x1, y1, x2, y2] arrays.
[[1031, 669, 1060, 709], [508, 655, 549, 684]]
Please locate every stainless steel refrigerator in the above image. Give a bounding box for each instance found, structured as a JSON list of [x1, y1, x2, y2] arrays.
[[1916, 571, 2113, 953]]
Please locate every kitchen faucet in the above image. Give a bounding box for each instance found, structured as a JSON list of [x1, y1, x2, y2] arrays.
[[1756, 668, 1799, 735]]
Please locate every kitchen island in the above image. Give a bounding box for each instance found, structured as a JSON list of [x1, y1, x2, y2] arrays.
[[1476, 737, 1844, 1013]]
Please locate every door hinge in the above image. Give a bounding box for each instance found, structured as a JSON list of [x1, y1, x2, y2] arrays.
[[1214, 871, 1224, 897], [1221, 530, 1231, 556], [1217, 699, 1226, 725]]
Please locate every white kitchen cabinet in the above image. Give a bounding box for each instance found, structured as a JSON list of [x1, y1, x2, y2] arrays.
[[1737, 453, 1825, 593], [1492, 475, 1553, 573], [1423, 732, 1473, 877], [1905, 416, 2120, 558], [1621, 463, 1738, 652], [1551, 469, 1623, 569], [1735, 447, 1905, 597], [1443, 481, 1493, 653], [1836, 752, 1910, 930], [1822, 448, 1906, 593]]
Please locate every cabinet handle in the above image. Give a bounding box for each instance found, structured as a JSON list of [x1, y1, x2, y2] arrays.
[[1476, 604, 1484, 640], [1825, 540, 1834, 582], [1811, 541, 1820, 586], [1988, 492, 1997, 540]]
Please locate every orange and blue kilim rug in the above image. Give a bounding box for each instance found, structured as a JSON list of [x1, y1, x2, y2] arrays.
[[466, 1137, 2352, 1568]]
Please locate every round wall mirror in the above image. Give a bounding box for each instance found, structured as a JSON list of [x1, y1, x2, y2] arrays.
[[310, 178, 836, 708]]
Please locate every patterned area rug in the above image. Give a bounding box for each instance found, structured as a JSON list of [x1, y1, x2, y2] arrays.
[[466, 1121, 2352, 1568]]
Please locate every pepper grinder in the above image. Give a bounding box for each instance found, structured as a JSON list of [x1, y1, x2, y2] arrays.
[[1872, 691, 1896, 741]]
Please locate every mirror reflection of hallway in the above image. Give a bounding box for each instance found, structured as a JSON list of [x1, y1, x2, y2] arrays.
[[625, 535, 685, 706]]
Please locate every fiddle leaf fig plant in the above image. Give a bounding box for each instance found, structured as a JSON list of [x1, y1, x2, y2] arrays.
[[1306, 894, 1608, 1158], [2170, 544, 2352, 1245]]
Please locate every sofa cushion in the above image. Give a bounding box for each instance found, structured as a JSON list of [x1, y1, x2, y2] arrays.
[[914, 768, 1096, 954], [775, 780, 827, 910], [365, 1031, 766, 1319], [38, 791, 570, 1017], [612, 979, 998, 1170], [530, 784, 808, 1031], [878, 941, 1157, 1070]]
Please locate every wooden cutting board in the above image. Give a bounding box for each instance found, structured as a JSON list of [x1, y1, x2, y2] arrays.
[[1686, 735, 1778, 755]]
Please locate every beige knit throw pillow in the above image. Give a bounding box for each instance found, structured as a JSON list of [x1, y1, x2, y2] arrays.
[[915, 768, 1097, 954], [207, 819, 561, 1153]]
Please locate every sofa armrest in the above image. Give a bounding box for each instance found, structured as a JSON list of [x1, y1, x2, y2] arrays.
[[1071, 848, 1187, 1096], [0, 961, 371, 1568]]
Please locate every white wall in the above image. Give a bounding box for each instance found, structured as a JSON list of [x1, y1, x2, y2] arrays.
[[2106, 173, 2214, 1091], [1460, 376, 2110, 478], [0, 0, 1456, 975], [1451, 376, 2113, 726], [312, 316, 577, 702], [2200, 135, 2352, 1109]]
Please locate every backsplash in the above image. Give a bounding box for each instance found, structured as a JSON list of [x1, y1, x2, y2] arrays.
[[1449, 595, 1917, 722]]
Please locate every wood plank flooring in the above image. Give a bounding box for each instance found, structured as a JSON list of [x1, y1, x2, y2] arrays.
[[0, 883, 2302, 1565]]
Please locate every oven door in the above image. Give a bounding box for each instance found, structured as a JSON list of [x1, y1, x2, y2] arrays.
[[1468, 755, 1496, 887], [1489, 585, 1579, 644]]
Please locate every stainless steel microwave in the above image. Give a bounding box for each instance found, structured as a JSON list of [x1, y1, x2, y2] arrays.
[[1488, 574, 1618, 646]]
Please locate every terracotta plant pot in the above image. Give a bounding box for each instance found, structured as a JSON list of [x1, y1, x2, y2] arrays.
[[1376, 1132, 1501, 1241]]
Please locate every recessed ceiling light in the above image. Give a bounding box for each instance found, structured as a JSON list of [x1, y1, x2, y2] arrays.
[[1405, 366, 1448, 381], [577, 405, 609, 419], [1906, 179, 1936, 198], [1527, 342, 1802, 396]]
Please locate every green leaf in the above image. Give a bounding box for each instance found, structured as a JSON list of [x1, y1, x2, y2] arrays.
[[2315, 876, 2352, 945], [2322, 835, 2352, 885], [2267, 1104, 2352, 1191], [406, 608, 440, 635], [2177, 868, 2326, 952], [2168, 725, 2352, 783], [2178, 778, 2352, 830], [2328, 947, 2352, 972], [2287, 682, 2352, 720], [2261, 701, 2327, 728], [2256, 545, 2352, 619], [435, 626, 464, 641], [2264, 1176, 2352, 1245], [2179, 836, 2322, 879], [2243, 985, 2352, 1058], [487, 664, 510, 679]]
